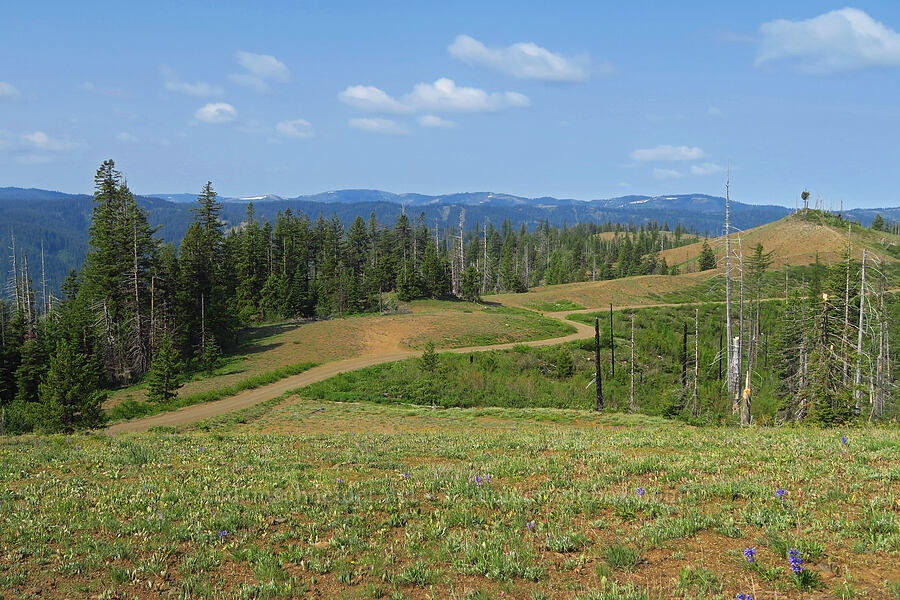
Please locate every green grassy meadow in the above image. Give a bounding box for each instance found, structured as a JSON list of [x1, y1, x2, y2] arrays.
[[1, 400, 898, 599]]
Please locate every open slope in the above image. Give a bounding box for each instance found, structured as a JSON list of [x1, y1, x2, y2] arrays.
[[661, 211, 900, 271]]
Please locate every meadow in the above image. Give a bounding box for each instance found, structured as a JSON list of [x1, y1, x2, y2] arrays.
[[1, 399, 898, 600], [103, 300, 574, 411]]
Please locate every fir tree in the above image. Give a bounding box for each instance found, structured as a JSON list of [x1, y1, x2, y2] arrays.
[[146, 333, 183, 403], [697, 241, 716, 271], [38, 339, 106, 433]]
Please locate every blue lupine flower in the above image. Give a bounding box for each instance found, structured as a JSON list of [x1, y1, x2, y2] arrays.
[[636, 487, 646, 497], [776, 488, 787, 498], [788, 547, 804, 574], [744, 547, 756, 563]]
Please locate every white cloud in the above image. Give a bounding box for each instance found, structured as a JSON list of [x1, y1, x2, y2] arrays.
[[115, 132, 139, 143], [339, 85, 411, 113], [0, 81, 21, 100], [230, 51, 290, 92], [20, 131, 78, 151], [418, 115, 457, 128], [653, 168, 684, 180], [408, 78, 530, 112], [236, 51, 290, 81], [195, 103, 238, 124], [348, 118, 410, 135], [339, 78, 529, 114], [275, 118, 314, 138], [630, 145, 705, 162], [448, 34, 598, 81], [691, 162, 724, 176], [756, 8, 900, 73], [160, 66, 223, 97]]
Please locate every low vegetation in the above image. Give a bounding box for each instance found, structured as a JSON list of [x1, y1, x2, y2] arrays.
[[2, 402, 897, 599]]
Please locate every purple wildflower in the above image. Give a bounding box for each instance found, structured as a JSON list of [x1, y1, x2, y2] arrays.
[[841, 436, 848, 445], [218, 530, 227, 539], [636, 487, 646, 497], [525, 521, 535, 530], [736, 595, 754, 600], [776, 488, 787, 499], [402, 473, 410, 479], [474, 475, 483, 486], [788, 548, 804, 575], [744, 547, 756, 563]]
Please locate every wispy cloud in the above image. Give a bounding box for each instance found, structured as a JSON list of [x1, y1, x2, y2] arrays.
[[348, 117, 410, 135], [690, 162, 724, 176], [115, 132, 139, 143], [229, 51, 290, 93], [79, 82, 131, 98], [630, 145, 705, 162], [652, 168, 684, 180], [756, 8, 900, 73], [0, 81, 21, 100], [20, 131, 79, 151], [339, 78, 529, 114], [195, 103, 238, 124], [418, 115, 457, 128], [161, 66, 223, 97], [275, 118, 314, 138], [448, 34, 600, 81]]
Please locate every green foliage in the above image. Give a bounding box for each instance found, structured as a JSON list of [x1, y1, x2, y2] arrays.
[[556, 349, 575, 379], [199, 335, 221, 376], [38, 339, 106, 432], [146, 333, 183, 403], [419, 342, 438, 373], [697, 240, 716, 271]]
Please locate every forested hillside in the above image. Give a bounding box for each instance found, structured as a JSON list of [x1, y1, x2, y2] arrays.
[[0, 186, 795, 296]]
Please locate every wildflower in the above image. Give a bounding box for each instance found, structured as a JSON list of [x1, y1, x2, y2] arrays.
[[474, 475, 483, 486], [788, 547, 804, 575], [776, 488, 787, 499], [75, 445, 81, 451], [735, 595, 754, 600], [336, 478, 343, 484], [218, 530, 227, 539], [636, 487, 646, 497], [402, 473, 410, 479], [525, 520, 535, 530], [744, 547, 756, 563], [841, 436, 848, 445]]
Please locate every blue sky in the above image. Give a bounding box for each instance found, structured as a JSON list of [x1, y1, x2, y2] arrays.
[[3, 1, 900, 207]]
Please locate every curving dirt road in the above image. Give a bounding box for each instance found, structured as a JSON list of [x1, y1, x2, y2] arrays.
[[106, 315, 594, 433], [107, 288, 898, 433]]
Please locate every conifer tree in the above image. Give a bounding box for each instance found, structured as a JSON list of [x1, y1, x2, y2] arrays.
[[146, 333, 183, 403], [697, 241, 716, 271], [38, 339, 106, 433]]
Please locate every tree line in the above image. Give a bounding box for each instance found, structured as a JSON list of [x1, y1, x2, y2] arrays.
[[0, 160, 700, 433]]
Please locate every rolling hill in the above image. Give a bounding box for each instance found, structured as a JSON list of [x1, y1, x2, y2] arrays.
[[0, 186, 894, 297]]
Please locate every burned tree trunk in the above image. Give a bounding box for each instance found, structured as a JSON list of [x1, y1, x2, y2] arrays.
[[595, 317, 603, 411]]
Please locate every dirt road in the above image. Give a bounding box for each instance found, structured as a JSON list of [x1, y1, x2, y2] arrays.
[[106, 317, 594, 433]]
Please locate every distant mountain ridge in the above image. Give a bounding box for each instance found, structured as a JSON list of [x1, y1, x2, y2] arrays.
[[1, 186, 895, 296]]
